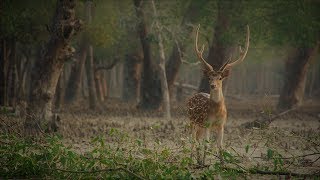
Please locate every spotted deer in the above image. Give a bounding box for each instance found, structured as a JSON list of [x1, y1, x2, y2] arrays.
[[188, 24, 250, 164]]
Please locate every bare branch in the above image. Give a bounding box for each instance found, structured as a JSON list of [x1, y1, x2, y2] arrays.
[[53, 167, 145, 180], [95, 58, 118, 72], [181, 60, 200, 66]]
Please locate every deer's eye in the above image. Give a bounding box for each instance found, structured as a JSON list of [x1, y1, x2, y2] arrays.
[[219, 77, 223, 80]]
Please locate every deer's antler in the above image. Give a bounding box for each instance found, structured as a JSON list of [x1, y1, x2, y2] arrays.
[[195, 24, 214, 72], [220, 25, 250, 72]]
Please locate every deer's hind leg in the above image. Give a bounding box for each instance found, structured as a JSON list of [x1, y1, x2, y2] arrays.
[[191, 125, 207, 165], [190, 124, 197, 160], [202, 128, 210, 165], [216, 126, 224, 150]]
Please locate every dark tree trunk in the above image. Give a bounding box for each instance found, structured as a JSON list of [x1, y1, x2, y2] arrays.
[[166, 0, 208, 94], [24, 0, 81, 135], [122, 52, 142, 102], [7, 39, 17, 107], [166, 43, 183, 94], [134, 0, 162, 110], [94, 71, 104, 103], [64, 44, 87, 104], [54, 72, 64, 111], [101, 73, 108, 99], [16, 53, 30, 102], [278, 47, 317, 110], [86, 45, 98, 109], [0, 39, 6, 106], [0, 38, 13, 106], [198, 1, 234, 93], [83, 0, 97, 109], [151, 0, 171, 119], [64, 0, 92, 104]]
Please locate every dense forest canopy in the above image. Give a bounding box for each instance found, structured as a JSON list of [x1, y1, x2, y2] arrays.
[[2, 0, 319, 60]]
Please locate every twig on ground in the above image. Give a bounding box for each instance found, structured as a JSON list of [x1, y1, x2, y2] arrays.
[[242, 107, 297, 129], [0, 116, 22, 137], [311, 156, 320, 164], [53, 167, 145, 180], [253, 152, 320, 160], [0, 140, 11, 145], [193, 164, 319, 177]]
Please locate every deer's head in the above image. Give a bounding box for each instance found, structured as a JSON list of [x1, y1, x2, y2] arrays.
[[194, 24, 250, 92]]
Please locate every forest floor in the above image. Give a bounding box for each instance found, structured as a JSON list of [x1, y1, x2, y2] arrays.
[[56, 96, 320, 179], [1, 96, 320, 179]]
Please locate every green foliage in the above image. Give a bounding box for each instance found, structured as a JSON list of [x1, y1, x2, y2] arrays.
[[2, 128, 305, 179], [243, 0, 320, 47], [270, 0, 320, 47], [266, 148, 284, 171], [2, 0, 319, 66], [245, 144, 250, 153], [1, 132, 195, 179], [1, 0, 55, 44]]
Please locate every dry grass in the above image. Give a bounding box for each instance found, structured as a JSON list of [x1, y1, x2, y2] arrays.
[[1, 97, 320, 178]]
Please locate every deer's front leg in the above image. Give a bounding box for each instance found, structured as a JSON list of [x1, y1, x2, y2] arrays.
[[216, 126, 224, 149], [216, 125, 225, 165], [192, 126, 206, 165], [202, 128, 210, 165]]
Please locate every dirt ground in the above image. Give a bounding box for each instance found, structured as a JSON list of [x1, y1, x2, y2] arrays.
[[1, 96, 320, 178], [53, 97, 320, 178]]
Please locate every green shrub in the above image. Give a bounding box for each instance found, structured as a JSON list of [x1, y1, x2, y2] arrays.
[[0, 128, 311, 179]]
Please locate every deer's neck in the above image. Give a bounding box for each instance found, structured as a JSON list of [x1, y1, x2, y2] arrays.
[[210, 88, 224, 103]]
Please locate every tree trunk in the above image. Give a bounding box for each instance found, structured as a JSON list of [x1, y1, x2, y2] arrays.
[[308, 64, 316, 97], [64, 0, 93, 104], [54, 72, 64, 111], [166, 0, 208, 94], [134, 0, 162, 110], [1, 38, 14, 106], [122, 52, 142, 102], [16, 54, 30, 101], [85, 45, 98, 109], [151, 0, 171, 119], [64, 44, 87, 104], [101, 72, 108, 99], [7, 39, 17, 107], [0, 39, 7, 106], [81, 70, 88, 98], [165, 42, 183, 94], [278, 46, 318, 110], [94, 71, 104, 102], [198, 0, 235, 92], [24, 0, 81, 135]]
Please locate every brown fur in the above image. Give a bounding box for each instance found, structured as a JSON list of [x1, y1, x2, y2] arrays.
[[187, 93, 227, 128]]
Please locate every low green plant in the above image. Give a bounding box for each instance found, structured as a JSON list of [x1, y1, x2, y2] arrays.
[[266, 148, 285, 171], [0, 129, 313, 179]]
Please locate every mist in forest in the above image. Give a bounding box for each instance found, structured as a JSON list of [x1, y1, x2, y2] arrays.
[[1, 0, 320, 179]]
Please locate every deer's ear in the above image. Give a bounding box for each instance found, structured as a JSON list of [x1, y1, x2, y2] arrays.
[[222, 68, 230, 79]]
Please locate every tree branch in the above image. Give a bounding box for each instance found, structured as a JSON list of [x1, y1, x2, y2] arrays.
[[53, 167, 145, 180], [94, 58, 118, 72], [194, 165, 319, 177], [242, 107, 297, 129]]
